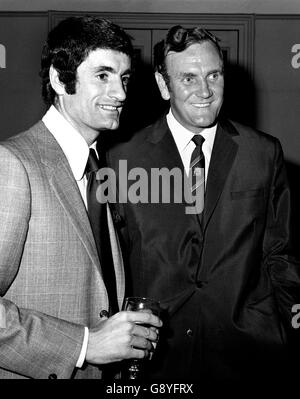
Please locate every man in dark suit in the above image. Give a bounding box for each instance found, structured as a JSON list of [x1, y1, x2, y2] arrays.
[[0, 16, 161, 379], [108, 25, 300, 385]]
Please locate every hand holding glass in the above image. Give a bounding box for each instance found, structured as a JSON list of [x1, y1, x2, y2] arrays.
[[122, 296, 161, 379]]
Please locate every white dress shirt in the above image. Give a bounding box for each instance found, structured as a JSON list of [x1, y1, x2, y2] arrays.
[[166, 109, 217, 183], [42, 105, 98, 207], [42, 105, 93, 368]]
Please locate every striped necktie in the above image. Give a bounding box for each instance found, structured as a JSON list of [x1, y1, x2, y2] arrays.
[[189, 135, 205, 216]]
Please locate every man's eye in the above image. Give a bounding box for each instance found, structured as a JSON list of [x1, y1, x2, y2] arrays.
[[122, 76, 130, 86], [182, 76, 194, 84], [97, 73, 108, 81], [208, 72, 221, 81]]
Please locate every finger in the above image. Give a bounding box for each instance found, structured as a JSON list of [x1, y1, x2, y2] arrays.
[[131, 335, 153, 351], [126, 311, 162, 328], [136, 309, 152, 315], [133, 324, 159, 342], [150, 326, 159, 336], [131, 347, 150, 360]]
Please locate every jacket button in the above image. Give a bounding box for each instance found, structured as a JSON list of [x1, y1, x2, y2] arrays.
[[99, 309, 109, 318], [196, 281, 203, 288], [114, 213, 122, 223], [186, 329, 193, 337], [48, 373, 57, 379]]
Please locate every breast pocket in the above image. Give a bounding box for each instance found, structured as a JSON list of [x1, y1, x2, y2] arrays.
[[230, 188, 264, 200]]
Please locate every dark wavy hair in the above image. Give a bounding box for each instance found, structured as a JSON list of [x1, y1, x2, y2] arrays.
[[39, 16, 134, 106], [154, 25, 223, 87]]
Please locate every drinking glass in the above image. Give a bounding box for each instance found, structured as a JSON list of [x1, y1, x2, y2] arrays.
[[122, 296, 161, 379]]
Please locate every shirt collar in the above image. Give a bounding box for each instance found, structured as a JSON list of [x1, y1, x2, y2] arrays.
[[42, 105, 93, 181], [166, 109, 217, 153]]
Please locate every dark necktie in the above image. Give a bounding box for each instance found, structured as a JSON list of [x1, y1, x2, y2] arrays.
[[189, 135, 205, 217], [86, 148, 119, 315]]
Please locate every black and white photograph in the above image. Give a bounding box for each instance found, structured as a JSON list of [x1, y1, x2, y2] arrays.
[[0, 0, 300, 396]]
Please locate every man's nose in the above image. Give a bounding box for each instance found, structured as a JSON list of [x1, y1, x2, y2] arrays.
[[109, 79, 127, 102], [195, 79, 212, 98]]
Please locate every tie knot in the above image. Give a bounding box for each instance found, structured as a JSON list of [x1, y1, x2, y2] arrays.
[[192, 134, 205, 147], [86, 149, 100, 174]]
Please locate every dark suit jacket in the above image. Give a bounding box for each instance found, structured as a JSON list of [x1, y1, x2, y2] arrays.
[[108, 115, 300, 385]]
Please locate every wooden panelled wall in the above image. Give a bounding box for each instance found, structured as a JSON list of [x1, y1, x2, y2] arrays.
[[1, 11, 300, 246]]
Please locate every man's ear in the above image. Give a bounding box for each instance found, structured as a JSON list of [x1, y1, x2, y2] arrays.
[[155, 71, 170, 101], [49, 65, 66, 96]]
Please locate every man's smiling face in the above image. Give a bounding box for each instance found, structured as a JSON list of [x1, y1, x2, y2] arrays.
[[163, 41, 224, 133], [58, 48, 131, 142]]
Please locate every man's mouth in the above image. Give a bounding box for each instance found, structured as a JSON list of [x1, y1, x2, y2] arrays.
[[98, 105, 121, 111], [192, 102, 211, 108]]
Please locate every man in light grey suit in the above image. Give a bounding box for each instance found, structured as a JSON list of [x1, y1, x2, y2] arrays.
[[0, 16, 161, 379]]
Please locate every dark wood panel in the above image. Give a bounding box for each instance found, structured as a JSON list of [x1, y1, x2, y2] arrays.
[[49, 11, 254, 72]]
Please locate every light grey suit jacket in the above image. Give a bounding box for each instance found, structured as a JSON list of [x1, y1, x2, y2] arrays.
[[0, 121, 125, 379]]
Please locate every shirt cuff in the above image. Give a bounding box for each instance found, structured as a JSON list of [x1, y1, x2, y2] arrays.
[[76, 326, 89, 368]]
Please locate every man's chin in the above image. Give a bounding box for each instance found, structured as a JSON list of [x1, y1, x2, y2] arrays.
[[193, 115, 218, 129], [100, 119, 120, 131]]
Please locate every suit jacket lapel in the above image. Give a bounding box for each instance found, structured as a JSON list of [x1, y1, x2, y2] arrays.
[[50, 160, 101, 269], [203, 119, 238, 230], [147, 116, 205, 233], [36, 123, 101, 271], [147, 116, 186, 172]]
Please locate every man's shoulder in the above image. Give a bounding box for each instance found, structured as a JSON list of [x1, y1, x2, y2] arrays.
[[109, 115, 167, 160], [1, 120, 46, 148], [0, 120, 50, 164], [225, 118, 280, 147], [223, 119, 284, 164]]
